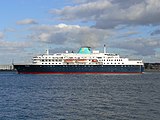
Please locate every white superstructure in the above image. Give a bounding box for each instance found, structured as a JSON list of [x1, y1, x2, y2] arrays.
[[32, 46, 143, 66]]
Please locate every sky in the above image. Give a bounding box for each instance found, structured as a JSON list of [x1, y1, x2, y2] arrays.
[[0, 0, 160, 64]]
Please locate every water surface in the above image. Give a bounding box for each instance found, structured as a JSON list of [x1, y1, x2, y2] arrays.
[[0, 72, 160, 120]]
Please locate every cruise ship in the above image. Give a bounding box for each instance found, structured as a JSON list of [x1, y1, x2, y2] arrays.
[[14, 45, 144, 74]]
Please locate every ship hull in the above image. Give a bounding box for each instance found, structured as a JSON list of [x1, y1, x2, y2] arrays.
[[14, 65, 144, 74]]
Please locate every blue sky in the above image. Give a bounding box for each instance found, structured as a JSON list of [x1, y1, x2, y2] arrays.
[[0, 0, 160, 64]]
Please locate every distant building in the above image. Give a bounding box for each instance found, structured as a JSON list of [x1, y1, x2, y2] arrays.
[[0, 65, 14, 70], [144, 63, 160, 71]]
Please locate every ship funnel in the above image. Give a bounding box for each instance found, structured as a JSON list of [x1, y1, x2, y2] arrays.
[[104, 44, 106, 53], [78, 46, 91, 54]]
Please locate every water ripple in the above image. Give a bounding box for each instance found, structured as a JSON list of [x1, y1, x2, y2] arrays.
[[0, 72, 160, 119]]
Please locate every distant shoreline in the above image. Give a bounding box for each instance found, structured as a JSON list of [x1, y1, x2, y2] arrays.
[[0, 69, 16, 72], [144, 63, 160, 72], [144, 69, 160, 72]]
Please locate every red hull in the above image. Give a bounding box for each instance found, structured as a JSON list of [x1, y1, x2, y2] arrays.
[[17, 72, 143, 74]]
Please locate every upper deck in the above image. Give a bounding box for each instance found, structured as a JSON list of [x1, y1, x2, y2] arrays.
[[32, 46, 143, 66]]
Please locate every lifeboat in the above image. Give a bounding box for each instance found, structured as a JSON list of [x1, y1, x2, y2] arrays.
[[64, 59, 75, 63], [76, 59, 87, 63]]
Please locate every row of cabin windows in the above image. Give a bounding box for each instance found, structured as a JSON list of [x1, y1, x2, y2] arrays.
[[38, 56, 121, 60], [39, 59, 123, 62], [101, 59, 122, 61], [41, 59, 62, 62], [38, 57, 96, 59], [42, 62, 62, 65], [36, 56, 122, 61], [40, 65, 135, 67], [40, 62, 124, 65], [104, 63, 124, 64], [96, 59, 123, 62], [39, 57, 63, 59], [106, 59, 122, 61]]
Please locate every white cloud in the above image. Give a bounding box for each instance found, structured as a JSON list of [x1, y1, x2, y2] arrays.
[[56, 23, 80, 29], [52, 0, 112, 21], [16, 18, 38, 25], [28, 23, 160, 58], [2, 0, 160, 63], [29, 23, 111, 48], [0, 32, 4, 39], [110, 37, 160, 56], [52, 0, 160, 28], [0, 40, 31, 49], [4, 28, 16, 32], [0, 39, 33, 64]]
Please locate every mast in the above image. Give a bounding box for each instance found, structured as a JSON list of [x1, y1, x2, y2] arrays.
[[104, 44, 106, 53], [46, 49, 49, 55]]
